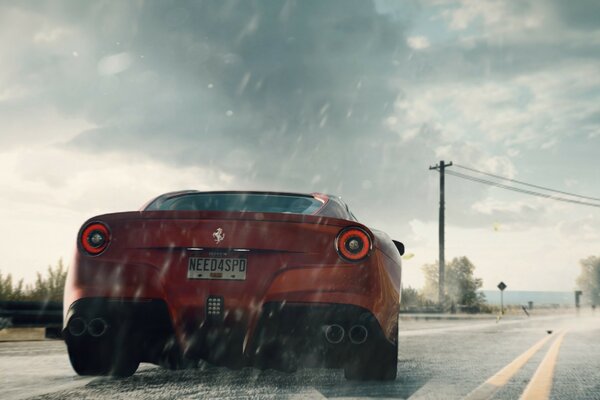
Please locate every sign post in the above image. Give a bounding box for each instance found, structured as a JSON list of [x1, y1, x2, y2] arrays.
[[497, 281, 507, 315]]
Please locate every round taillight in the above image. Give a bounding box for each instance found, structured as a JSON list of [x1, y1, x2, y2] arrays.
[[80, 222, 110, 255], [336, 227, 371, 262]]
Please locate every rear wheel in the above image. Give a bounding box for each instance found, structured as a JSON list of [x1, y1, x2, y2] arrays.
[[344, 340, 397, 381], [158, 343, 199, 371], [66, 335, 140, 378]]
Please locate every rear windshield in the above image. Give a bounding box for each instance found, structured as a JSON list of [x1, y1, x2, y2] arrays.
[[145, 193, 324, 215]]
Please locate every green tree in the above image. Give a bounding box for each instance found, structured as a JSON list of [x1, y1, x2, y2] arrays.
[[422, 262, 440, 302], [25, 259, 67, 302], [0, 259, 67, 302], [401, 286, 425, 309], [422, 256, 486, 309], [0, 271, 25, 301], [576, 256, 600, 306]]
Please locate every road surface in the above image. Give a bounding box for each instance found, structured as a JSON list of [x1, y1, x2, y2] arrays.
[[1, 312, 599, 399]]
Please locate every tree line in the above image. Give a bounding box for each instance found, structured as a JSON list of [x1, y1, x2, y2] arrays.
[[402, 254, 600, 312], [401, 256, 490, 312], [576, 256, 600, 306], [0, 259, 66, 302]]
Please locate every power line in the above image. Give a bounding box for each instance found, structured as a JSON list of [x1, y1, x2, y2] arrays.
[[445, 170, 600, 208], [453, 163, 600, 202]]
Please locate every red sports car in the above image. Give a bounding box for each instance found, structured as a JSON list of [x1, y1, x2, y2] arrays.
[[63, 191, 404, 380]]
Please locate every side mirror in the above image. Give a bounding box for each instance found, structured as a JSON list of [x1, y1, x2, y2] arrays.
[[392, 240, 405, 256]]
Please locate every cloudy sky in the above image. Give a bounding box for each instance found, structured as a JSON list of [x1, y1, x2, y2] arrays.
[[1, 0, 599, 291]]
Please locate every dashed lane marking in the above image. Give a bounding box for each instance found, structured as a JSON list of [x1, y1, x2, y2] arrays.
[[462, 333, 555, 400], [288, 388, 328, 399], [519, 331, 567, 400]]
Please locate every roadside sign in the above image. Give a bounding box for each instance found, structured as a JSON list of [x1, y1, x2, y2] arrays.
[[498, 282, 507, 316]]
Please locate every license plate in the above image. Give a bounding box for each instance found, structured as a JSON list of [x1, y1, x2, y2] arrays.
[[187, 257, 247, 280]]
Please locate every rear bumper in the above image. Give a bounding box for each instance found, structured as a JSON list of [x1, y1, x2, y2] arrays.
[[65, 251, 400, 343], [63, 298, 396, 369], [248, 302, 395, 370]]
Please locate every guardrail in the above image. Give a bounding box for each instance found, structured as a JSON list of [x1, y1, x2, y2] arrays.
[[0, 301, 63, 338]]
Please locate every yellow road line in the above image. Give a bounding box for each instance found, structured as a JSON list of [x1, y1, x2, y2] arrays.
[[520, 331, 567, 400], [463, 334, 554, 400]]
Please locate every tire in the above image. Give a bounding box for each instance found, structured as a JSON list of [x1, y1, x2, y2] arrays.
[[158, 345, 199, 371], [109, 349, 140, 378], [344, 340, 398, 381], [67, 342, 110, 376], [66, 336, 140, 378]]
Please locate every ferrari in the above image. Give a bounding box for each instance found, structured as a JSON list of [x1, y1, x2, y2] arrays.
[[63, 191, 404, 380]]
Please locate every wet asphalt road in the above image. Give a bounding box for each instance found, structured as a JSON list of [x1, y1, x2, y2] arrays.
[[1, 312, 599, 400]]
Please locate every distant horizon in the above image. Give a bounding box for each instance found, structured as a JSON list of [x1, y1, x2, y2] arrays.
[[480, 290, 576, 306]]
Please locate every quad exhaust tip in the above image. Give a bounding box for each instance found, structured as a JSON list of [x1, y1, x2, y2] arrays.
[[324, 324, 345, 344], [67, 317, 109, 337], [87, 318, 109, 337], [349, 325, 368, 344], [67, 317, 87, 337]]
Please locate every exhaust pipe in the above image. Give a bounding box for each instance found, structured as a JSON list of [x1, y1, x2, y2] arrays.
[[348, 325, 368, 344], [324, 324, 345, 344], [87, 318, 109, 337], [67, 317, 87, 337]]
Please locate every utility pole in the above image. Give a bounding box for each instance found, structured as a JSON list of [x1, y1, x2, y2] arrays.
[[429, 160, 452, 307]]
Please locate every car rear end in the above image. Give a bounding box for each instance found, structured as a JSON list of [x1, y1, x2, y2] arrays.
[[63, 192, 401, 378]]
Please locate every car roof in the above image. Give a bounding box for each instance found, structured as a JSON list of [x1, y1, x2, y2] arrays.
[[154, 190, 329, 200]]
